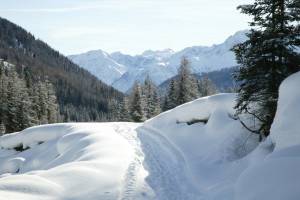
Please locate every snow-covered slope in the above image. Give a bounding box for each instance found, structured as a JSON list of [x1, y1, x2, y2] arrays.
[[140, 93, 259, 199], [0, 123, 149, 200], [69, 30, 248, 92], [235, 71, 300, 200], [69, 50, 127, 85], [0, 71, 300, 200]]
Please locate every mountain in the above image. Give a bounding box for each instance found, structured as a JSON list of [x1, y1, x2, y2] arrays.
[[69, 30, 248, 92], [0, 17, 123, 121], [69, 50, 127, 85]]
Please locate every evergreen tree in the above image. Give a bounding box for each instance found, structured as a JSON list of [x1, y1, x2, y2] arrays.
[[163, 79, 178, 110], [150, 90, 161, 117], [0, 64, 8, 130], [6, 69, 21, 132], [35, 80, 48, 124], [233, 0, 300, 138], [0, 60, 60, 133], [45, 78, 59, 123], [109, 99, 121, 121], [198, 76, 218, 97], [119, 97, 131, 121], [16, 85, 34, 131], [177, 57, 199, 105], [0, 122, 5, 135], [142, 75, 161, 119], [129, 83, 146, 122]]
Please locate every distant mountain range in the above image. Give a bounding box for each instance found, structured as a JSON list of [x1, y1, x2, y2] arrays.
[[69, 30, 248, 92]]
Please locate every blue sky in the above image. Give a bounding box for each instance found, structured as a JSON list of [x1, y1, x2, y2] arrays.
[[0, 0, 252, 55]]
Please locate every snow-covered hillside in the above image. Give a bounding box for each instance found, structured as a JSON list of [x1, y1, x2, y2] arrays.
[[68, 50, 127, 85], [0, 71, 300, 200], [69, 30, 248, 92]]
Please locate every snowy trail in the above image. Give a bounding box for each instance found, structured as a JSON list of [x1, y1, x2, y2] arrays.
[[114, 124, 145, 200], [114, 123, 202, 200], [137, 126, 202, 200]]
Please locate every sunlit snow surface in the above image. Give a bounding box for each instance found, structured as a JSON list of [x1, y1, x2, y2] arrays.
[[0, 123, 152, 200], [0, 71, 300, 200]]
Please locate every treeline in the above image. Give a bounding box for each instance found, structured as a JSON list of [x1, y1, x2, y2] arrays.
[[0, 60, 59, 134], [112, 75, 161, 122], [117, 57, 218, 122]]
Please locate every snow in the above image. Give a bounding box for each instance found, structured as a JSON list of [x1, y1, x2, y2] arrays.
[[69, 50, 127, 85], [0, 71, 300, 199], [141, 93, 259, 199], [235, 71, 300, 200], [270, 71, 300, 150], [69, 30, 248, 92], [0, 123, 150, 200]]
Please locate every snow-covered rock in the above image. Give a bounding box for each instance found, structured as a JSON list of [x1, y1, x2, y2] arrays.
[[69, 30, 248, 92]]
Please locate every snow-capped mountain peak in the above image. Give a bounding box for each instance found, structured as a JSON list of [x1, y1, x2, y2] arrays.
[[69, 50, 127, 85], [142, 48, 175, 58], [69, 30, 248, 92]]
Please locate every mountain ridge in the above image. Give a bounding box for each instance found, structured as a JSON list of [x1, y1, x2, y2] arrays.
[[69, 30, 248, 92]]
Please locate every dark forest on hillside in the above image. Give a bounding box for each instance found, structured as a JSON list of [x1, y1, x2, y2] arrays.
[[0, 17, 123, 122]]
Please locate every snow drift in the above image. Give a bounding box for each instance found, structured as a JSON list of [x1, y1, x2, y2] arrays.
[[0, 72, 300, 200], [0, 123, 146, 200], [140, 93, 259, 199], [235, 71, 300, 200]]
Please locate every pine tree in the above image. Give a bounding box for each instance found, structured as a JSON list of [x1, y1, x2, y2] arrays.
[[6, 69, 21, 132], [129, 83, 146, 122], [198, 76, 218, 97], [36, 80, 48, 124], [233, 0, 300, 138], [119, 97, 131, 121], [163, 79, 178, 110], [150, 90, 161, 117], [177, 57, 199, 105], [0, 122, 5, 135], [142, 75, 161, 119], [109, 99, 121, 121], [16, 85, 34, 131], [0, 63, 8, 130], [45, 78, 59, 123], [0, 61, 60, 133]]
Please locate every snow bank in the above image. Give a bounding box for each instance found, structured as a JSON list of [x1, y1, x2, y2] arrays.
[[0, 124, 71, 149], [141, 93, 259, 199], [142, 77, 300, 200], [0, 123, 143, 200], [270, 71, 300, 150], [150, 93, 236, 125], [144, 93, 258, 163], [235, 71, 300, 200]]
